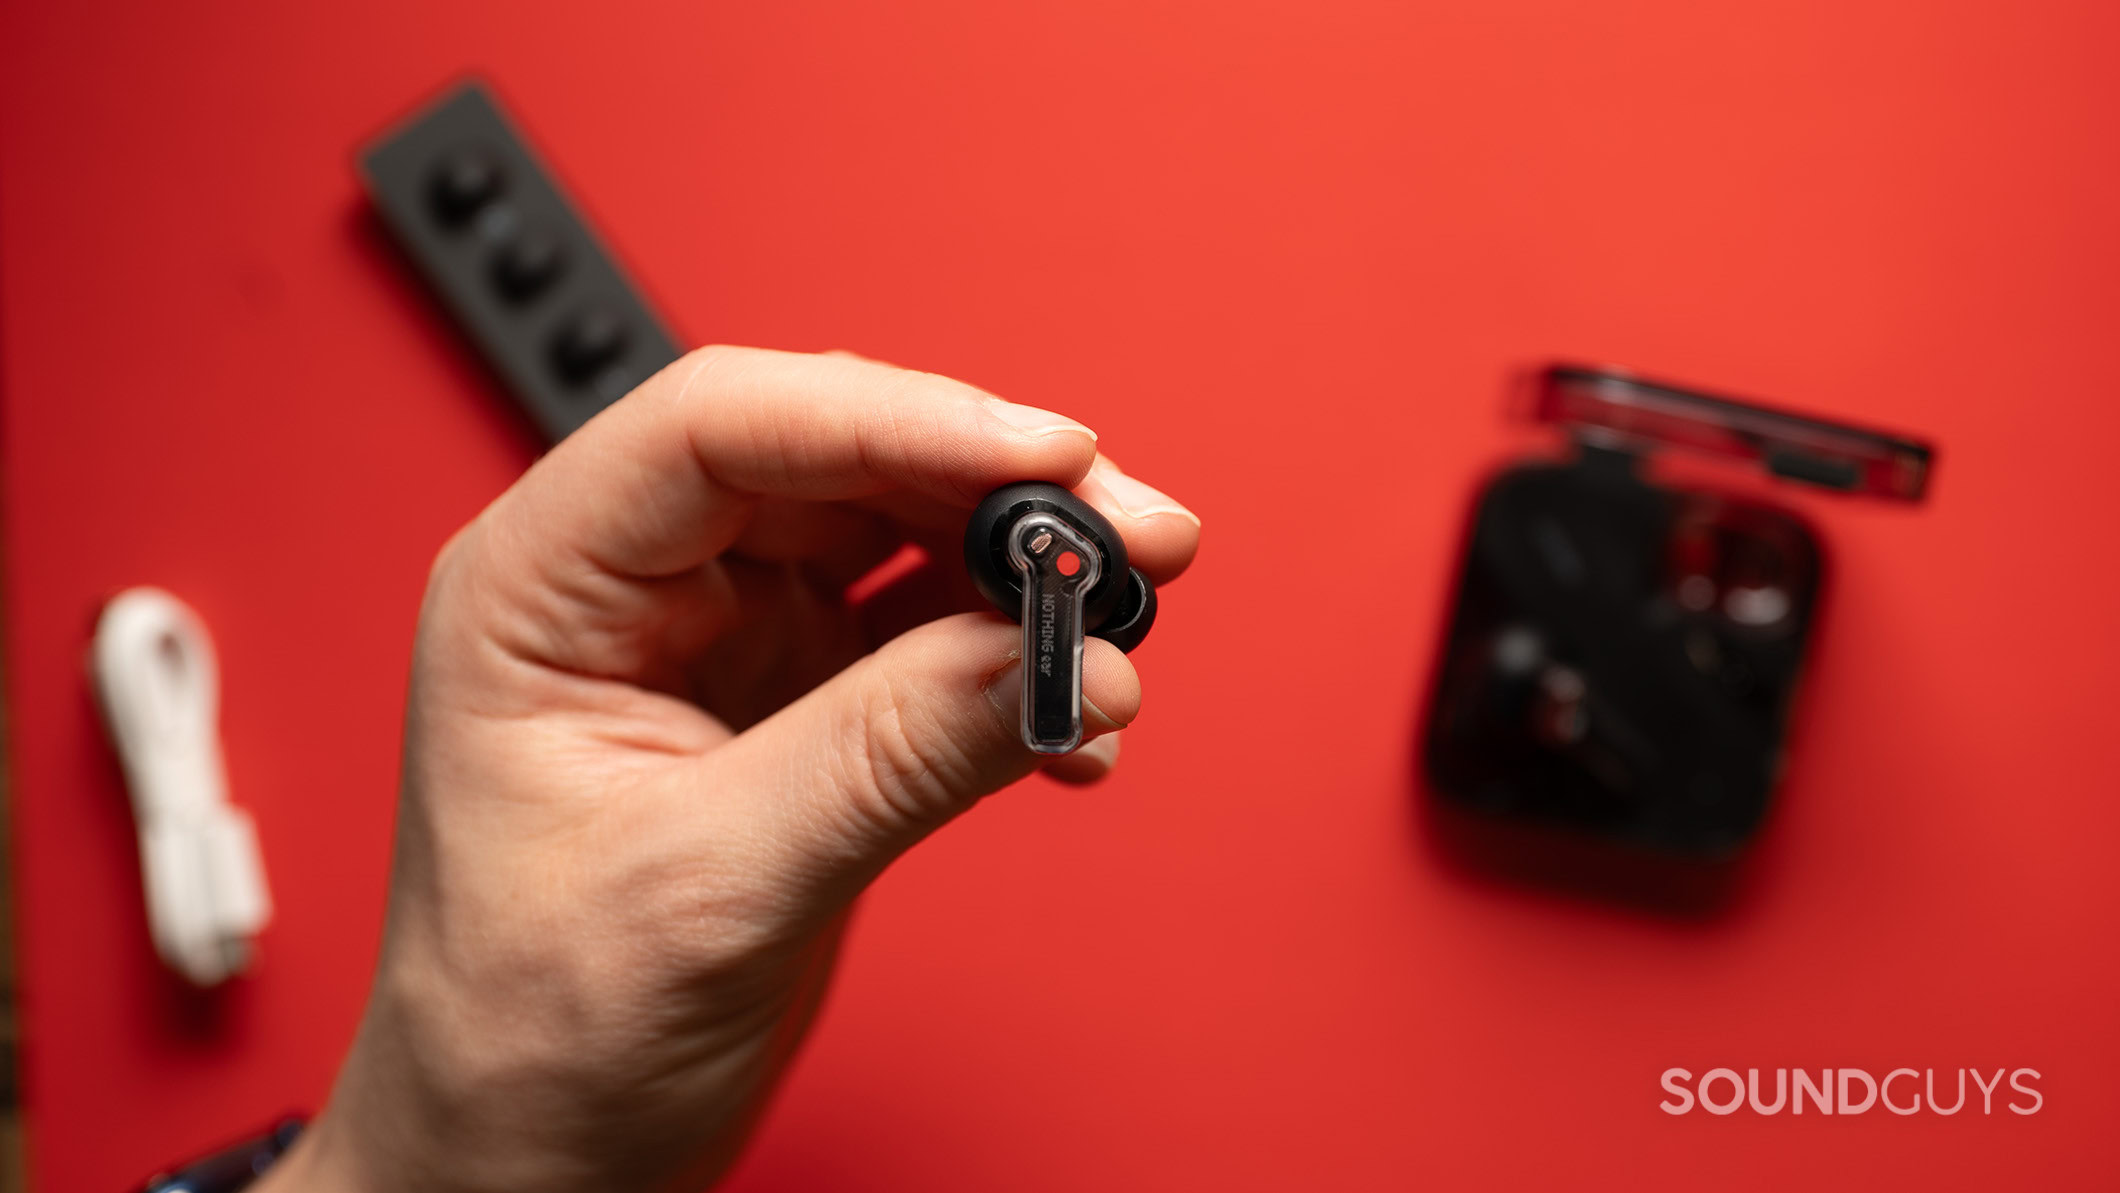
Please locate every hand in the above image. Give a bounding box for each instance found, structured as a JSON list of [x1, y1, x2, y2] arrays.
[[258, 347, 1200, 1192]]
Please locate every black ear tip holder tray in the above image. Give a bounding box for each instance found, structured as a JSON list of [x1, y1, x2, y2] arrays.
[[358, 79, 682, 443]]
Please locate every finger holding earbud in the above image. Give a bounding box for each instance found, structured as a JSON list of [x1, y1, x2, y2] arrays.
[[451, 345, 1102, 687], [698, 617, 1139, 905], [1074, 457, 1200, 585], [851, 457, 1197, 585]]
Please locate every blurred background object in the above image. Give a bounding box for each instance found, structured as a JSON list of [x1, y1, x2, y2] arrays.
[[4, 1, 2119, 1190], [91, 590, 273, 988], [1424, 366, 1933, 906], [358, 81, 683, 442]]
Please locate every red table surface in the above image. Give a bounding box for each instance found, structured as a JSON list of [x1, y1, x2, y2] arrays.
[[5, 1, 2118, 1189]]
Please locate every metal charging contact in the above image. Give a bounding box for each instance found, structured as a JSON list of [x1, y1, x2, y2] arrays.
[[1005, 512, 1104, 754]]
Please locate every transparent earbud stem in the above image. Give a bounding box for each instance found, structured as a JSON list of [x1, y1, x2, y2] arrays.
[[1005, 512, 1104, 754]]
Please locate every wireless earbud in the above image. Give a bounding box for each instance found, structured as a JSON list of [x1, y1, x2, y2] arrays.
[[964, 483, 1159, 754]]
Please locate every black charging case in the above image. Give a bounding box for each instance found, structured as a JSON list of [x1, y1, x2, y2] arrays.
[[1424, 365, 1933, 863]]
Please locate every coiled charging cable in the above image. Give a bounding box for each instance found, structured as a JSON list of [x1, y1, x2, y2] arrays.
[[91, 588, 271, 986]]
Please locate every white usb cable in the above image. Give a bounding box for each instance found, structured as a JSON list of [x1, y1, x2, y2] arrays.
[[91, 588, 272, 986]]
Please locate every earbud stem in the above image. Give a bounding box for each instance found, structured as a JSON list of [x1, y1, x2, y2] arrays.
[[1006, 512, 1103, 753]]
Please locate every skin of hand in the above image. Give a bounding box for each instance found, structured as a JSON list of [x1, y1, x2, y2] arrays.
[[252, 346, 1200, 1193]]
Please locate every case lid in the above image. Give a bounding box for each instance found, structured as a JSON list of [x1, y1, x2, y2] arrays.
[[1537, 364, 1934, 501]]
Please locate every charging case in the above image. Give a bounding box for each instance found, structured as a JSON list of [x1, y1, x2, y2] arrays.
[[1424, 365, 1933, 861]]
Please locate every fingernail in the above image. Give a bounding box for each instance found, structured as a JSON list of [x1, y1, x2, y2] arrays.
[[986, 400, 1097, 441], [1096, 467, 1199, 526], [1083, 692, 1131, 732], [982, 652, 1023, 725]]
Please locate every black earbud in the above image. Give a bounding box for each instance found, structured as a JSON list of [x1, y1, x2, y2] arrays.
[[964, 483, 1159, 753]]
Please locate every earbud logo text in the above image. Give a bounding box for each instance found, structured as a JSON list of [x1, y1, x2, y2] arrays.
[[1037, 594, 1056, 675]]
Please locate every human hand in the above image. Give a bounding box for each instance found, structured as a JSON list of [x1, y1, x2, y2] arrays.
[[257, 347, 1199, 1192]]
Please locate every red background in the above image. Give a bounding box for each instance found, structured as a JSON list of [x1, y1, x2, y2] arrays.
[[5, 1, 2118, 1189]]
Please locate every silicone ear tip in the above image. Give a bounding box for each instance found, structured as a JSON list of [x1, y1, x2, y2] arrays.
[[1089, 568, 1157, 653]]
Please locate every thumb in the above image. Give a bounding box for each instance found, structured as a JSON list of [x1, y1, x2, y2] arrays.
[[706, 613, 1140, 904]]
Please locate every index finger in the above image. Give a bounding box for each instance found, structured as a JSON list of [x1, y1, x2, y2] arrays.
[[489, 345, 1102, 581]]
